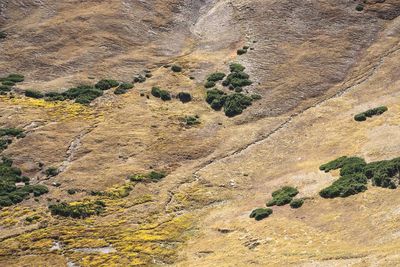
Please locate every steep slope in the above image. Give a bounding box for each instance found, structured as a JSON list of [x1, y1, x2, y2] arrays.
[[0, 0, 399, 266]]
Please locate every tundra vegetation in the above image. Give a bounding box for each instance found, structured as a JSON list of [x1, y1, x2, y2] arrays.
[[319, 156, 400, 198]]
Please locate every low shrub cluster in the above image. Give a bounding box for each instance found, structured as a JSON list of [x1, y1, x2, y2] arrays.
[[176, 92, 192, 103], [134, 74, 146, 83], [114, 82, 134, 95], [356, 4, 364, 11], [45, 167, 59, 177], [206, 89, 226, 110], [183, 115, 200, 126], [171, 65, 182, 72], [0, 32, 6, 39], [151, 87, 171, 101], [267, 186, 299, 206], [0, 157, 48, 207], [290, 198, 304, 209], [354, 106, 388, 121], [25, 90, 44, 99], [49, 200, 105, 218], [0, 74, 24, 91], [0, 128, 25, 151], [224, 93, 253, 117], [249, 208, 273, 221], [237, 46, 250, 55], [319, 156, 400, 198], [207, 72, 226, 82], [129, 171, 166, 183], [95, 79, 119, 90]]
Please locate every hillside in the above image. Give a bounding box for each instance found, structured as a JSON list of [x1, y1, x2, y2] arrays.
[[0, 0, 400, 266]]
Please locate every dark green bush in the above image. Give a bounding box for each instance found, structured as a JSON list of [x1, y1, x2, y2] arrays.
[[133, 75, 146, 83], [129, 171, 166, 183], [354, 106, 388, 122], [2, 80, 15, 86], [177, 92, 192, 103], [45, 167, 59, 177], [25, 90, 44, 99], [6, 74, 24, 83], [32, 185, 49, 197], [223, 93, 252, 117], [204, 81, 216, 89], [206, 89, 226, 110], [251, 94, 262, 100], [62, 85, 103, 104], [171, 65, 182, 72], [118, 82, 134, 90], [229, 63, 245, 72], [319, 173, 367, 198], [160, 90, 171, 101], [267, 186, 299, 207], [339, 157, 366, 176], [45, 92, 66, 101], [0, 85, 11, 92], [148, 171, 166, 181], [114, 88, 128, 95], [319, 156, 348, 172], [290, 198, 304, 209], [67, 189, 77, 195], [95, 79, 119, 90], [250, 208, 273, 221], [151, 87, 161, 97], [49, 200, 105, 218], [145, 73, 153, 78], [207, 72, 226, 82], [184, 115, 200, 126], [0, 32, 6, 39], [237, 49, 247, 55], [0, 128, 24, 138], [356, 4, 364, 11]]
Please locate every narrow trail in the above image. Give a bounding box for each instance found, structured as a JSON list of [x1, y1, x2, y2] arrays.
[[192, 41, 400, 177]]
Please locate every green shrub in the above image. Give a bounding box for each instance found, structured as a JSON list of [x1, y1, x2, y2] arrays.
[[206, 89, 226, 110], [354, 106, 388, 122], [25, 215, 40, 223], [151, 87, 161, 97], [0, 85, 11, 92], [207, 72, 226, 82], [267, 186, 299, 207], [118, 82, 134, 90], [145, 73, 153, 78], [67, 189, 77, 195], [2, 80, 15, 86], [177, 92, 192, 103], [129, 171, 166, 183], [49, 200, 105, 218], [223, 93, 252, 117], [319, 173, 367, 198], [184, 115, 200, 126], [251, 94, 262, 100], [133, 75, 146, 83], [25, 90, 44, 99], [45, 167, 59, 177], [148, 171, 166, 181], [319, 156, 349, 172], [237, 49, 247, 55], [5, 74, 24, 83], [290, 198, 304, 209], [171, 65, 182, 72], [160, 90, 171, 101], [0, 32, 6, 39], [114, 88, 128, 95], [45, 92, 66, 101], [204, 81, 216, 88], [62, 85, 103, 104], [95, 79, 119, 90], [0, 128, 24, 138], [339, 157, 366, 176], [32, 185, 49, 197], [356, 4, 364, 11], [229, 63, 245, 72], [250, 208, 273, 221]]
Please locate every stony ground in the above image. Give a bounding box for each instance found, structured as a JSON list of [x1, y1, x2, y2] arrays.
[[0, 0, 400, 266]]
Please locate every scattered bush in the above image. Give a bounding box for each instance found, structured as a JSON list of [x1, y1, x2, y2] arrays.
[[0, 158, 48, 207], [184, 115, 200, 126], [145, 73, 153, 78], [290, 198, 304, 209], [0, 85, 11, 92], [0, 128, 24, 138], [0, 32, 6, 39], [171, 65, 182, 72], [95, 79, 119, 90], [250, 208, 273, 221], [67, 189, 77, 195], [118, 82, 134, 90], [2, 80, 15, 86], [25, 90, 44, 99], [237, 49, 247, 55], [356, 4, 364, 11], [160, 90, 171, 101], [151, 87, 162, 97], [206, 89, 226, 110], [223, 93, 252, 117], [207, 72, 226, 82], [204, 81, 216, 89], [6, 74, 24, 83], [44, 92, 66, 101], [133, 75, 146, 83], [45, 167, 59, 177], [129, 171, 166, 183], [319, 155, 400, 198], [25, 215, 40, 223], [251, 94, 262, 100], [114, 88, 128, 95], [177, 92, 192, 103], [49, 200, 105, 218], [354, 106, 388, 121], [229, 63, 246, 72], [267, 186, 299, 207], [62, 85, 103, 104]]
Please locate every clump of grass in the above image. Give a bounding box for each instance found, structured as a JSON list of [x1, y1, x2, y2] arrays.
[[129, 171, 167, 183], [49, 200, 105, 218], [354, 106, 388, 122], [267, 186, 299, 207], [171, 65, 182, 72], [176, 92, 192, 103], [250, 208, 273, 221]]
